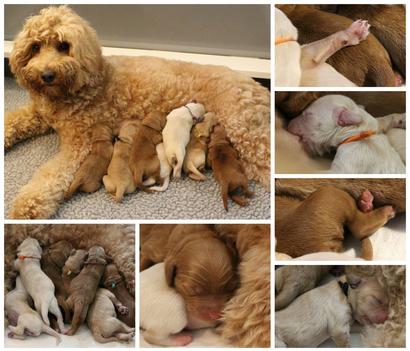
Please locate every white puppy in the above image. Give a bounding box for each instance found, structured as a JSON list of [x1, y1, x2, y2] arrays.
[[162, 102, 205, 178], [288, 95, 406, 173], [148, 143, 172, 192], [275, 279, 353, 347], [87, 288, 135, 343], [140, 263, 192, 347], [5, 276, 61, 344], [275, 8, 370, 87], [14, 238, 65, 332]]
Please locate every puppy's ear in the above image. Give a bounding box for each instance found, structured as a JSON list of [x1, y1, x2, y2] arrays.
[[334, 107, 362, 126], [164, 258, 177, 287]]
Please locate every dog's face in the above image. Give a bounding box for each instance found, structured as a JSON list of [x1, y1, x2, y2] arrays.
[[62, 249, 87, 276], [194, 112, 216, 138], [10, 6, 103, 97], [165, 233, 237, 328], [47, 240, 74, 268], [287, 95, 378, 155], [347, 273, 389, 325], [17, 237, 42, 256]]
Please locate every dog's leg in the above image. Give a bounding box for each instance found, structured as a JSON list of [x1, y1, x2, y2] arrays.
[[49, 298, 66, 333], [329, 326, 351, 347], [9, 133, 92, 219], [5, 105, 51, 149], [301, 20, 370, 66], [360, 238, 373, 260], [377, 113, 406, 133], [347, 205, 396, 239]]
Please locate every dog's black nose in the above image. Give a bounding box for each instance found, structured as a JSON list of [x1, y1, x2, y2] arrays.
[[41, 70, 56, 83]]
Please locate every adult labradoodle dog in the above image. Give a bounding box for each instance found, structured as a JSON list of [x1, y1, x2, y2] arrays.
[[6, 6, 270, 219]]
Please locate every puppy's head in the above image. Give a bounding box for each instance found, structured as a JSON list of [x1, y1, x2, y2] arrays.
[[86, 245, 110, 265], [102, 263, 123, 288], [275, 7, 298, 41], [46, 240, 74, 268], [346, 266, 389, 325], [194, 112, 217, 138], [17, 237, 42, 257], [62, 249, 87, 276], [164, 232, 237, 328], [287, 95, 377, 155], [210, 124, 228, 143], [10, 6, 104, 98]]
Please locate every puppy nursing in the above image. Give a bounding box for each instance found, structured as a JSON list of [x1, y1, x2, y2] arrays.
[[288, 95, 406, 173]]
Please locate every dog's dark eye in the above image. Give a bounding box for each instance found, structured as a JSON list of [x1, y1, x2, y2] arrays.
[[57, 41, 70, 53], [349, 280, 361, 289], [31, 43, 40, 53]]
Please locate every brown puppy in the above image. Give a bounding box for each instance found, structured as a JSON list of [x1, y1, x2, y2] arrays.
[[65, 246, 109, 335], [276, 186, 396, 259], [41, 241, 74, 323], [277, 5, 397, 86], [333, 5, 405, 78], [208, 124, 253, 210], [103, 119, 140, 202], [66, 124, 113, 197], [129, 111, 166, 190], [102, 264, 135, 327], [164, 225, 238, 329]]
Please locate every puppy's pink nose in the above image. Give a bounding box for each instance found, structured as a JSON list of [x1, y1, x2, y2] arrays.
[[372, 311, 389, 324], [287, 119, 302, 136], [207, 311, 222, 320]]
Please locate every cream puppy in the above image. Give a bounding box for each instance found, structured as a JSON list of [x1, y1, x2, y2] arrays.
[[87, 288, 135, 343], [162, 102, 206, 178], [275, 279, 353, 347], [148, 143, 172, 192], [140, 263, 192, 347], [14, 238, 66, 332], [103, 119, 140, 202], [6, 276, 61, 344], [288, 95, 406, 173], [183, 112, 216, 180], [275, 8, 370, 87]]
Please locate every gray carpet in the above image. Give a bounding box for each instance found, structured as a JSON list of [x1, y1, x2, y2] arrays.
[[5, 77, 270, 219]]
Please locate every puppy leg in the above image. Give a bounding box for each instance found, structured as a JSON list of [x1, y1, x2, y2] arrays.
[[347, 206, 396, 239], [5, 105, 51, 149], [329, 324, 351, 347], [8, 324, 26, 339], [49, 298, 66, 333], [301, 20, 370, 66], [360, 237, 373, 260], [66, 300, 86, 336], [377, 113, 406, 133]]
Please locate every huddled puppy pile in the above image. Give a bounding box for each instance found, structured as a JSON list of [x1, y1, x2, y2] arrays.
[[5, 238, 135, 345]]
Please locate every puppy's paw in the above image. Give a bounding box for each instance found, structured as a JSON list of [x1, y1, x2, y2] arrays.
[[345, 19, 370, 45], [358, 189, 374, 213], [170, 333, 193, 346], [118, 305, 129, 315], [382, 205, 396, 221], [391, 113, 406, 129]]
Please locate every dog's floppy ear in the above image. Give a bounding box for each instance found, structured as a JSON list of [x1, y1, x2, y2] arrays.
[[333, 107, 362, 126], [164, 258, 177, 287]]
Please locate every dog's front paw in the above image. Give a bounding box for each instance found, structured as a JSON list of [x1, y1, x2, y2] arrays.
[[345, 19, 370, 45], [382, 205, 396, 221], [118, 305, 129, 315], [391, 113, 406, 129]]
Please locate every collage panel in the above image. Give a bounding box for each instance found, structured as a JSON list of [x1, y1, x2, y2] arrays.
[[4, 224, 135, 347], [4, 4, 271, 220], [275, 265, 405, 347], [140, 223, 270, 347]]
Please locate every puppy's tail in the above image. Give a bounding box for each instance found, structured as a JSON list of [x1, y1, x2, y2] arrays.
[[42, 323, 62, 345], [275, 286, 299, 311], [41, 303, 50, 326], [221, 183, 229, 211], [148, 176, 170, 192], [187, 162, 206, 181], [360, 238, 373, 260]]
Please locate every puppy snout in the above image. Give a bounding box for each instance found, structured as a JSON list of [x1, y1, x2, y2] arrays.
[[41, 70, 56, 83]]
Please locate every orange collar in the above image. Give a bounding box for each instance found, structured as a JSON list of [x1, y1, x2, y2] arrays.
[[18, 255, 41, 261], [339, 130, 376, 146], [275, 36, 295, 45]]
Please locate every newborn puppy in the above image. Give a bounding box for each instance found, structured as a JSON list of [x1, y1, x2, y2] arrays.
[[276, 186, 396, 259], [345, 266, 389, 325], [129, 111, 166, 189], [288, 95, 406, 173], [103, 119, 140, 202], [87, 288, 135, 343], [162, 102, 205, 178], [165, 226, 238, 328], [140, 263, 192, 346], [65, 246, 109, 335], [66, 124, 113, 197], [275, 265, 329, 310], [14, 238, 65, 333], [275, 278, 352, 347], [41, 241, 74, 323], [208, 124, 253, 210], [103, 264, 135, 327], [6, 276, 61, 344], [147, 143, 172, 192], [183, 112, 216, 180]]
